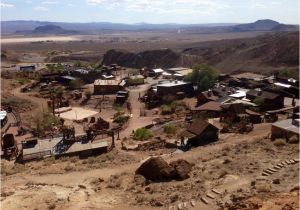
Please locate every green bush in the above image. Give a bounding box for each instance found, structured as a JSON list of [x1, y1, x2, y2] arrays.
[[113, 115, 129, 125], [84, 90, 92, 100], [164, 123, 176, 134], [16, 77, 31, 85], [161, 105, 173, 115], [133, 128, 152, 141], [254, 96, 265, 107]]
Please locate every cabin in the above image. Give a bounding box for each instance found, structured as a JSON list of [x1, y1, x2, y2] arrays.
[[180, 120, 219, 147], [94, 79, 125, 95], [197, 91, 218, 105], [220, 103, 246, 123], [246, 90, 284, 110], [191, 101, 222, 118], [156, 80, 194, 97]]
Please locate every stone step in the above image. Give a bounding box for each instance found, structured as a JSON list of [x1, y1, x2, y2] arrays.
[[285, 160, 291, 165], [268, 168, 277, 173], [264, 169, 274, 173], [273, 166, 281, 170], [177, 203, 184, 210], [294, 158, 300, 162], [277, 163, 283, 167], [206, 193, 215, 199], [290, 159, 296, 164], [201, 197, 209, 204], [262, 172, 269, 176], [191, 200, 196, 207], [212, 189, 222, 195]]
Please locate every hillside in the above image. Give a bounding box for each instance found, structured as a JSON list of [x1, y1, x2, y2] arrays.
[[102, 32, 299, 74], [102, 49, 181, 68], [1, 19, 298, 35]]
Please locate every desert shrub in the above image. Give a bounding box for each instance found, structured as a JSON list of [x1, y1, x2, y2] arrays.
[[16, 77, 31, 85], [273, 139, 286, 146], [254, 96, 265, 108], [48, 203, 56, 210], [113, 115, 129, 125], [64, 165, 75, 172], [133, 128, 152, 141], [163, 123, 176, 134], [288, 135, 299, 144], [69, 79, 84, 89], [161, 105, 173, 115], [84, 90, 92, 100], [218, 169, 228, 179], [106, 174, 122, 188], [279, 68, 299, 79], [256, 183, 271, 192]]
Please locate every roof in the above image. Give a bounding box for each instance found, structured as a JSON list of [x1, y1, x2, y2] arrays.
[[94, 79, 120, 86], [245, 109, 261, 116], [272, 119, 299, 134], [61, 76, 77, 80], [199, 91, 219, 101], [229, 90, 247, 98], [152, 68, 164, 73], [191, 101, 222, 112], [221, 103, 245, 114], [157, 80, 188, 87], [167, 67, 190, 72], [0, 111, 7, 120], [247, 90, 280, 100], [274, 82, 291, 88], [231, 72, 266, 80], [74, 69, 89, 74], [187, 120, 218, 136]]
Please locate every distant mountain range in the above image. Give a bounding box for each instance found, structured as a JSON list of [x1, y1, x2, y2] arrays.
[[1, 19, 298, 35]]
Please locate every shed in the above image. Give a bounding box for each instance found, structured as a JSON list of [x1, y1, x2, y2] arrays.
[[156, 80, 193, 97], [181, 120, 219, 147], [271, 119, 299, 140], [246, 90, 284, 110], [94, 79, 123, 95]]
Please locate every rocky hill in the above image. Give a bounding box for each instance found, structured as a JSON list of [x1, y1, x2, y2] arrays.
[[16, 24, 77, 35], [102, 32, 299, 74], [102, 49, 181, 68]]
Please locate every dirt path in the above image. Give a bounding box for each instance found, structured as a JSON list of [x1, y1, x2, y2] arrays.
[[11, 84, 48, 114]]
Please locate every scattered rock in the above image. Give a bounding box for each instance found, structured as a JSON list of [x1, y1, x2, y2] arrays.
[[273, 179, 280, 184], [134, 174, 146, 186], [78, 184, 86, 189], [136, 157, 175, 181], [169, 159, 193, 180], [136, 157, 193, 181]]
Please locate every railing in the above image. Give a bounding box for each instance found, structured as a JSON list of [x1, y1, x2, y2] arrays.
[[22, 150, 52, 161]]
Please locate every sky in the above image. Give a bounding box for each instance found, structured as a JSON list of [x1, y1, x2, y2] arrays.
[[1, 0, 299, 24]]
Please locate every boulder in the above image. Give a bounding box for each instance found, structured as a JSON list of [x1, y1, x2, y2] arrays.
[[136, 157, 175, 181], [170, 159, 193, 180]]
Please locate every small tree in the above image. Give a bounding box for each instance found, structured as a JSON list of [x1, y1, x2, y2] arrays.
[[69, 79, 84, 89], [254, 96, 265, 107], [84, 90, 92, 100], [184, 64, 218, 91], [163, 123, 176, 134]]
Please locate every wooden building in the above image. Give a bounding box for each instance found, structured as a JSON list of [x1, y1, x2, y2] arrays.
[[181, 120, 219, 147], [94, 79, 125, 95], [246, 90, 284, 110]]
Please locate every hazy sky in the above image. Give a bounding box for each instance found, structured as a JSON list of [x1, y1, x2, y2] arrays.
[[1, 0, 299, 24]]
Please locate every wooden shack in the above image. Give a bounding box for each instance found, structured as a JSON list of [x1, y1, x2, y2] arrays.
[[181, 120, 219, 147]]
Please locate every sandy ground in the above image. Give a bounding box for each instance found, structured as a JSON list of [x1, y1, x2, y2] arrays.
[[57, 107, 99, 121], [1, 122, 299, 210], [1, 36, 80, 43]]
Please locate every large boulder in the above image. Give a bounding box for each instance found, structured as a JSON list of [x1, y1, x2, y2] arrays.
[[170, 159, 193, 180], [135, 157, 175, 181]]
